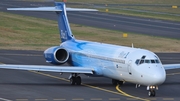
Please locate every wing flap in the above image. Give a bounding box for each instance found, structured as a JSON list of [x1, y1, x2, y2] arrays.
[[0, 64, 94, 74], [163, 64, 180, 70]]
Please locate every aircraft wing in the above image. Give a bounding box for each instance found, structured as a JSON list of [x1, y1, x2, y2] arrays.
[[0, 64, 94, 74], [7, 7, 98, 11], [163, 64, 180, 70]]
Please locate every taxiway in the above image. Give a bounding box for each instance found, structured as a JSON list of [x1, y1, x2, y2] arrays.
[[0, 50, 180, 101]]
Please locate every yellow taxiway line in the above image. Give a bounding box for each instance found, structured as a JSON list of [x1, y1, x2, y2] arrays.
[[116, 85, 150, 101], [30, 71, 148, 101]]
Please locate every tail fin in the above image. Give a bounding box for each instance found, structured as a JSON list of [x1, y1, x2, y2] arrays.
[[7, 2, 98, 43], [55, 2, 74, 42]]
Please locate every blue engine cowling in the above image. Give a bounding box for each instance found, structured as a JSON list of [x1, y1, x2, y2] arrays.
[[44, 46, 69, 65]]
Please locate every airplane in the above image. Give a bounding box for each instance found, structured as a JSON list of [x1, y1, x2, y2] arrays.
[[0, 2, 180, 97]]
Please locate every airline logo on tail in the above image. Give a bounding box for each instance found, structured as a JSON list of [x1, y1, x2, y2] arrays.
[[61, 30, 67, 40]]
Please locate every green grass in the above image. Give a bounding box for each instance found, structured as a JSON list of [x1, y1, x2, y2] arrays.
[[0, 12, 180, 52]]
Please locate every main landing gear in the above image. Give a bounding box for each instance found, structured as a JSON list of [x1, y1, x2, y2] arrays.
[[147, 86, 158, 97], [112, 79, 124, 85], [69, 73, 81, 85]]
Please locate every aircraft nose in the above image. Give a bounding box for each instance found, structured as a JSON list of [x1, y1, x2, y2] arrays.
[[151, 70, 166, 85], [143, 66, 166, 85]]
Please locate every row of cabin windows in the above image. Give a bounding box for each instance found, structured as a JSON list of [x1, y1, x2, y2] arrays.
[[135, 59, 160, 65]]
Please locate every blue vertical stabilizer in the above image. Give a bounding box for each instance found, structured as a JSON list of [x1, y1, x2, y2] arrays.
[[55, 2, 74, 43]]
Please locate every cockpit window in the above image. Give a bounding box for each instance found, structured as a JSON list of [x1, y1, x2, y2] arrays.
[[145, 60, 150, 63], [151, 60, 155, 63], [135, 59, 140, 65], [135, 59, 160, 65], [140, 60, 144, 64], [142, 55, 146, 59], [155, 59, 160, 63], [135, 55, 161, 65]]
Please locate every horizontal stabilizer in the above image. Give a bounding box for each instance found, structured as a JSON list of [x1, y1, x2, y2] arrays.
[[0, 64, 94, 74], [7, 7, 98, 11]]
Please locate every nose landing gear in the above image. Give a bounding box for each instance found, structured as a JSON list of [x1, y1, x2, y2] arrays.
[[148, 90, 156, 97], [147, 86, 158, 97]]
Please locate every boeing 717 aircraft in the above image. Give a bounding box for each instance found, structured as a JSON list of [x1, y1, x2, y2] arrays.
[[0, 2, 180, 97]]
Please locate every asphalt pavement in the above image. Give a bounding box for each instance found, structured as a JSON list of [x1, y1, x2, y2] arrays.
[[0, 50, 180, 101]]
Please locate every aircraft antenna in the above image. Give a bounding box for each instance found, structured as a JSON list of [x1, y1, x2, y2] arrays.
[[132, 43, 134, 48]]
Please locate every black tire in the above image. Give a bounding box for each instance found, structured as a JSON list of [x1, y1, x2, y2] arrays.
[[76, 76, 81, 85], [148, 90, 156, 97], [112, 79, 123, 86], [112, 79, 118, 85], [152, 90, 156, 97], [70, 76, 76, 85], [117, 81, 123, 85], [148, 91, 152, 97]]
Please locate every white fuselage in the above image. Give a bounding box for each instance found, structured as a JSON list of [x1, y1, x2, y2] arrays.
[[61, 40, 166, 86]]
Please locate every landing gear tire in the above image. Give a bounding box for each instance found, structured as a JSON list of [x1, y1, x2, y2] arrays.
[[118, 81, 123, 85], [112, 79, 123, 86], [148, 90, 156, 97], [76, 76, 81, 85], [70, 74, 82, 85], [70, 76, 76, 85], [112, 79, 117, 85]]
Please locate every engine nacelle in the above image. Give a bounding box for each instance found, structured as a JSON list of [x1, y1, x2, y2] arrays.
[[44, 46, 69, 65]]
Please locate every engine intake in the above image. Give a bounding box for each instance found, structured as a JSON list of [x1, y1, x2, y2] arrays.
[[44, 46, 69, 65]]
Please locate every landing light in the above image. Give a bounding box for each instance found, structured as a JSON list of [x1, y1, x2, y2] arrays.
[[150, 86, 156, 89]]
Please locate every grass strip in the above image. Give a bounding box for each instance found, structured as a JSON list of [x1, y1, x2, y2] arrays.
[[0, 12, 180, 52]]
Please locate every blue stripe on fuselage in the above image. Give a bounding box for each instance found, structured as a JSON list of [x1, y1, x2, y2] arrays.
[[60, 39, 134, 76]]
